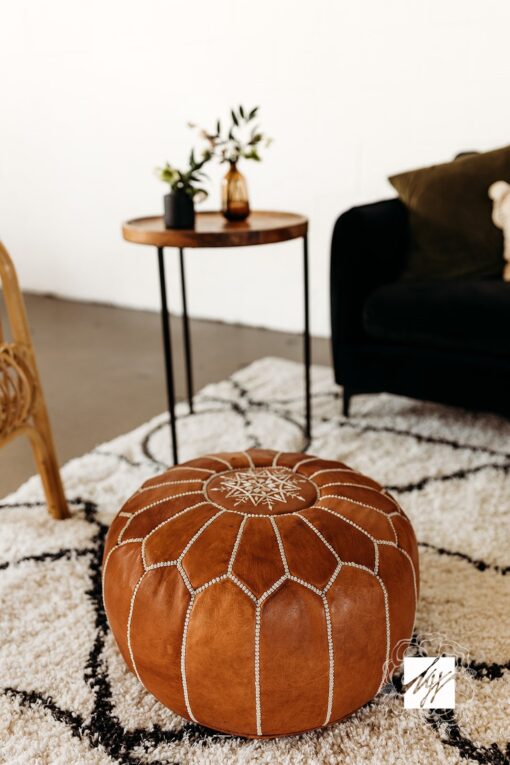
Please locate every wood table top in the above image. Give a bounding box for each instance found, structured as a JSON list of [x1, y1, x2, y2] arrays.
[[122, 211, 308, 249]]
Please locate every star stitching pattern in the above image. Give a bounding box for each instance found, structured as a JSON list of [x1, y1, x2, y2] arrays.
[[211, 467, 307, 509]]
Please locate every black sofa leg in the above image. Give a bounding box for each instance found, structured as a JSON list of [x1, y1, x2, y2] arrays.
[[342, 388, 351, 417]]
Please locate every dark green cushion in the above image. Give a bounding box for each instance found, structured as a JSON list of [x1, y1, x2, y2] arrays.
[[389, 146, 510, 281]]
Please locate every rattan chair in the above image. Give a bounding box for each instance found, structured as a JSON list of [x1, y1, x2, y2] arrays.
[[0, 241, 68, 519]]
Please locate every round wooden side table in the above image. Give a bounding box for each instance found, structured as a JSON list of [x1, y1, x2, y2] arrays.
[[122, 211, 311, 464]]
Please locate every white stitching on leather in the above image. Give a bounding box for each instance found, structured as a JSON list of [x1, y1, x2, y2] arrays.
[[228, 517, 247, 574], [319, 494, 399, 542], [207, 455, 233, 469], [181, 596, 197, 722], [296, 514, 341, 562], [387, 515, 398, 543], [309, 468, 359, 479], [292, 456, 318, 472], [270, 517, 289, 575], [102, 539, 143, 611], [177, 561, 194, 594], [230, 574, 257, 602], [395, 546, 418, 604], [339, 562, 391, 693], [320, 492, 393, 516], [146, 560, 177, 571], [140, 501, 211, 569], [118, 492, 205, 543], [137, 479, 203, 492], [322, 482, 400, 509], [146, 510, 227, 594], [322, 595, 334, 725], [288, 576, 321, 595], [375, 575, 390, 693], [272, 451, 282, 466], [257, 575, 287, 605], [194, 574, 229, 595], [315, 505, 377, 543], [323, 562, 342, 594], [175, 466, 215, 474], [179, 510, 225, 560], [315, 505, 383, 573], [318, 480, 380, 492], [383, 489, 405, 513], [126, 571, 149, 685], [255, 603, 262, 735], [244, 451, 256, 469]]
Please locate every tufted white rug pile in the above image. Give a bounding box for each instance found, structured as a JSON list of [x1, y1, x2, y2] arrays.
[[1, 357, 509, 765]]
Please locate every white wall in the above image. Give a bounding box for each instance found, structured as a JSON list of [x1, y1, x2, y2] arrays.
[[2, 0, 510, 337]]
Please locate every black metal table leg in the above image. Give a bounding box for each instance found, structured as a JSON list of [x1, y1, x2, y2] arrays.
[[179, 247, 194, 414], [157, 247, 179, 465], [303, 234, 312, 439]]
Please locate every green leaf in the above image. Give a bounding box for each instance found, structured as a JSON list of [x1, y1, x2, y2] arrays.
[[248, 106, 259, 120], [231, 109, 239, 126], [191, 187, 208, 200], [239, 104, 245, 118]]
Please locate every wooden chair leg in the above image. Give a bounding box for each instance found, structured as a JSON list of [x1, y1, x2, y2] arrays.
[[28, 413, 69, 520], [0, 240, 69, 520]]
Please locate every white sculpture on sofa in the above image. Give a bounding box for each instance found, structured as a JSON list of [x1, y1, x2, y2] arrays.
[[489, 180, 510, 281]]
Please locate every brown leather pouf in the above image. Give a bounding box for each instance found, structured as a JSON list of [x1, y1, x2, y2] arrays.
[[102, 449, 419, 738]]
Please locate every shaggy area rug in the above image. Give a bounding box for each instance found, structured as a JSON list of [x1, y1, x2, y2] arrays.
[[1, 357, 509, 765]]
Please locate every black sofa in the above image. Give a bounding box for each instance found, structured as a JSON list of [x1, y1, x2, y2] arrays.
[[330, 198, 510, 417]]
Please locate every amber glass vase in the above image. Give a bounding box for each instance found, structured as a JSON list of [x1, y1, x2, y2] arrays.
[[221, 162, 250, 221]]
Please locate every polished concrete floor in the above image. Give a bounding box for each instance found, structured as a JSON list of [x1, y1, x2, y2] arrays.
[[0, 294, 331, 497]]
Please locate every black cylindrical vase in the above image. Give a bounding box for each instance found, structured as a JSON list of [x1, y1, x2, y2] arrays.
[[164, 191, 195, 229]]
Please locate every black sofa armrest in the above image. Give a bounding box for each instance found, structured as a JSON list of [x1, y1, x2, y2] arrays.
[[330, 198, 409, 347]]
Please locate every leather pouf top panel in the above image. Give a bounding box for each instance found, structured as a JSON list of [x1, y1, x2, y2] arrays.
[[102, 449, 419, 738]]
